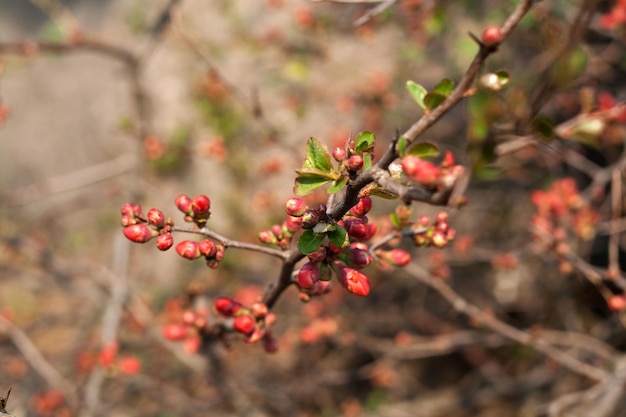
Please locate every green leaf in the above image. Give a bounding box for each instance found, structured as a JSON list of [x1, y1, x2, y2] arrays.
[[303, 137, 333, 172], [295, 167, 338, 180], [474, 165, 501, 181], [424, 92, 447, 110], [297, 230, 325, 254], [407, 142, 439, 158], [294, 176, 332, 196], [327, 225, 348, 249], [389, 213, 400, 229], [362, 152, 372, 170], [406, 80, 427, 110], [369, 187, 398, 199], [327, 176, 348, 194], [432, 78, 455, 95], [495, 70, 510, 87], [397, 136, 408, 156], [354, 131, 375, 153]]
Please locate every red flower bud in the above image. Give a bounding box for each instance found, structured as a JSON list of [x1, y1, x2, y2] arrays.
[[146, 208, 166, 228], [401, 156, 439, 187], [348, 154, 364, 171], [214, 297, 241, 317], [156, 233, 174, 251], [336, 264, 370, 296], [192, 194, 211, 216], [284, 216, 302, 232], [198, 239, 217, 257], [233, 314, 256, 335], [285, 197, 308, 217], [350, 196, 372, 217], [123, 224, 155, 243], [441, 151, 455, 168], [307, 246, 327, 263], [175, 194, 193, 214], [298, 262, 320, 289], [608, 295, 626, 312], [346, 218, 369, 240], [301, 209, 321, 229], [349, 245, 373, 268], [118, 356, 142, 375], [481, 25, 503, 46], [175, 240, 201, 260], [163, 324, 187, 341], [250, 302, 268, 318]]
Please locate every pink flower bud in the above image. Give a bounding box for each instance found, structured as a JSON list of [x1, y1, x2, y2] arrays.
[[175, 240, 201, 259], [123, 224, 155, 243], [285, 197, 308, 217], [431, 231, 447, 248], [333, 147, 347, 161], [156, 233, 174, 251], [120, 214, 136, 227], [336, 264, 370, 296], [381, 248, 411, 267], [175, 194, 193, 214], [120, 203, 135, 217], [259, 229, 278, 244], [298, 262, 320, 289], [146, 208, 166, 228], [435, 211, 449, 224], [192, 194, 211, 216], [234, 314, 256, 335]]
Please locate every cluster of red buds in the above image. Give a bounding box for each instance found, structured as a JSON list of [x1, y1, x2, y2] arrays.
[[120, 194, 226, 267], [214, 297, 277, 352], [530, 177, 599, 242], [258, 200, 304, 249], [401, 151, 465, 195], [175, 194, 211, 226], [331, 135, 374, 174], [411, 211, 456, 248], [175, 239, 225, 269], [162, 306, 210, 354], [121, 203, 169, 245]]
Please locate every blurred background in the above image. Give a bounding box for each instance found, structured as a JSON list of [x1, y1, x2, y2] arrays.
[[1, 0, 626, 416]]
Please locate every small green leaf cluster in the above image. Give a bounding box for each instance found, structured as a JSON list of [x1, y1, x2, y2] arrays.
[[293, 132, 375, 196]]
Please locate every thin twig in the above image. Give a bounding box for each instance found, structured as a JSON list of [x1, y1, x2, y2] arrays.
[[404, 262, 610, 381]]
